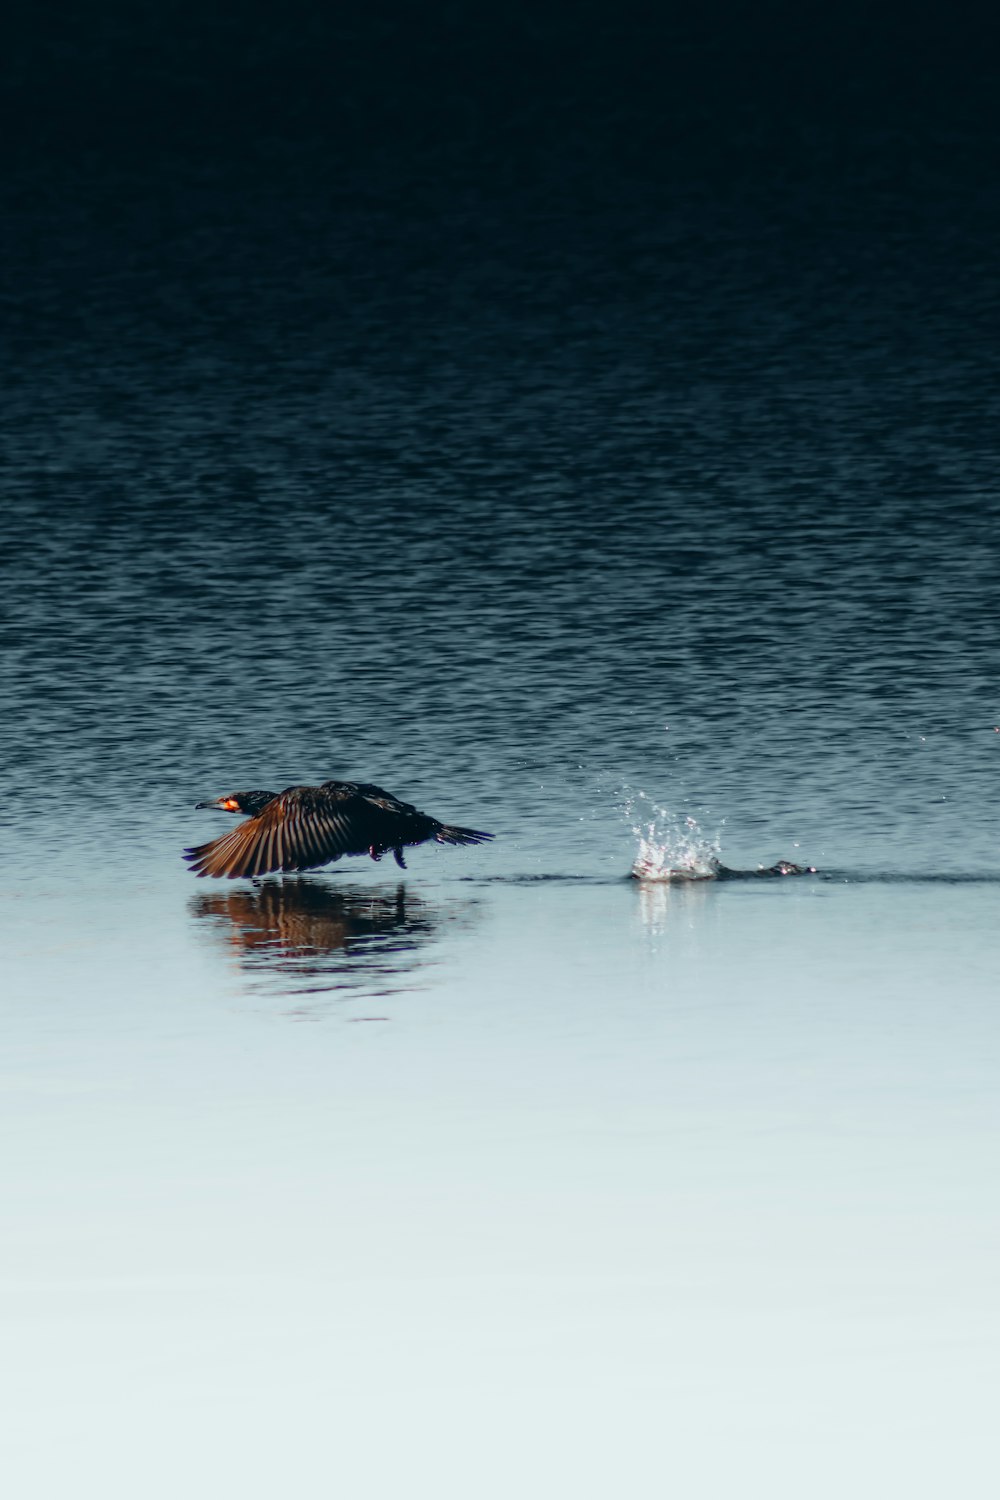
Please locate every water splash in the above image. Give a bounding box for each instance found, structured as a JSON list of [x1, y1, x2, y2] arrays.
[[623, 791, 722, 882]]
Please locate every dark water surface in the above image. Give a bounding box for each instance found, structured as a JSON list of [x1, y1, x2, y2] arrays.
[[5, 132, 1000, 876], [3, 109, 1000, 1495]]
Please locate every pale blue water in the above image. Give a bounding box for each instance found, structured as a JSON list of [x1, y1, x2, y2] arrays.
[[2, 125, 1000, 1497]]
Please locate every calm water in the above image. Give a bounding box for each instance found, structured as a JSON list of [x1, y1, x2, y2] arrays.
[[3, 122, 1000, 1496]]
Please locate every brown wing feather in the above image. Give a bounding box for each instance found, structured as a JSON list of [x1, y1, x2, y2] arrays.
[[183, 816, 259, 879]]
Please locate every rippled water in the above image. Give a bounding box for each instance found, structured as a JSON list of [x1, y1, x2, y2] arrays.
[[3, 123, 1000, 1496], [5, 145, 1000, 883]]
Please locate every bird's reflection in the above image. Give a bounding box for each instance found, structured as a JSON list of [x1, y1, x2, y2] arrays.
[[189, 879, 464, 1002]]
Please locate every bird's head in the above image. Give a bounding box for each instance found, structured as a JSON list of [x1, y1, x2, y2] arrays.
[[195, 790, 278, 817]]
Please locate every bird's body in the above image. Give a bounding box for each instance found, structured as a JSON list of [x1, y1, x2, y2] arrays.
[[185, 780, 493, 879]]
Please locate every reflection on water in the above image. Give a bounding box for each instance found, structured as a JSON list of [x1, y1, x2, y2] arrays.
[[633, 873, 714, 938], [190, 879, 472, 1004]]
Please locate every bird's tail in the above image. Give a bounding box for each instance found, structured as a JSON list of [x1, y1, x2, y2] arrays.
[[434, 824, 494, 846]]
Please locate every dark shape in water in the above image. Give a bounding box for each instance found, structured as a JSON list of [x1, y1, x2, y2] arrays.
[[185, 780, 494, 878], [631, 859, 816, 883], [716, 860, 816, 880]]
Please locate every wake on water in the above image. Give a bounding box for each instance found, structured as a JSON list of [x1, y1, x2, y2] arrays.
[[623, 790, 815, 883]]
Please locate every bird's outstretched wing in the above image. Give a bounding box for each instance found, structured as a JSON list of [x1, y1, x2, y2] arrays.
[[184, 787, 369, 879]]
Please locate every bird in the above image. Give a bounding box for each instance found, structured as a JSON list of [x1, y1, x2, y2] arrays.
[[184, 780, 494, 879]]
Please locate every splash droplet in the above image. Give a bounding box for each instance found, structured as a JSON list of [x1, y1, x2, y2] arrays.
[[624, 794, 721, 882]]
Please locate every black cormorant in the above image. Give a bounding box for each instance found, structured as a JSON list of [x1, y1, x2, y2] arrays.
[[185, 780, 493, 879]]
